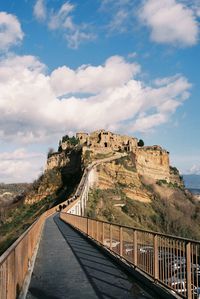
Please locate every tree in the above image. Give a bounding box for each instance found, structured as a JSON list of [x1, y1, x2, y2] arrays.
[[138, 139, 144, 147], [69, 136, 78, 146], [62, 135, 69, 142], [47, 147, 54, 158]]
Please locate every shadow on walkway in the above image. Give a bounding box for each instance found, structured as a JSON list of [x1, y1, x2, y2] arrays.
[[54, 214, 157, 299]]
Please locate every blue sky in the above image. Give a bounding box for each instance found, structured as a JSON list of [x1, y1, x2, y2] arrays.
[[0, 0, 200, 182]]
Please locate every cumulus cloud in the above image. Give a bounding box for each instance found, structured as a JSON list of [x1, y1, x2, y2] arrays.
[[0, 53, 191, 144], [0, 12, 24, 51], [139, 0, 199, 46], [50, 56, 140, 96], [48, 2, 95, 49], [33, 0, 46, 21], [0, 149, 45, 183]]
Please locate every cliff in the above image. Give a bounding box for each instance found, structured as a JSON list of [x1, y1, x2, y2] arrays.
[[25, 144, 82, 205], [92, 156, 151, 203], [86, 153, 200, 239]]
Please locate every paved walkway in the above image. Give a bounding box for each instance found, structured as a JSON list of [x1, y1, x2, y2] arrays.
[[26, 214, 158, 299]]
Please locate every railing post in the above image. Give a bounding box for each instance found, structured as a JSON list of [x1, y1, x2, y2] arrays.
[[186, 242, 192, 299], [120, 227, 123, 256], [91, 220, 93, 238], [96, 221, 99, 242], [110, 224, 112, 250], [154, 234, 159, 280], [134, 230, 137, 266], [87, 218, 89, 236], [102, 222, 104, 244]]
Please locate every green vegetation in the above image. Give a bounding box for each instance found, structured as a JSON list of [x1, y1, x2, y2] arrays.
[[114, 154, 136, 172], [83, 150, 92, 166], [86, 184, 200, 240], [156, 179, 181, 189], [57, 135, 79, 152], [156, 179, 168, 186], [170, 166, 179, 175], [0, 195, 54, 255], [151, 196, 200, 239], [47, 147, 55, 158], [138, 139, 144, 147], [62, 135, 79, 145], [85, 188, 136, 226], [0, 146, 83, 255]]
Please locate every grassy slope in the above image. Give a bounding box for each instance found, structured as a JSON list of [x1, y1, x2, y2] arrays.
[[85, 155, 200, 240]]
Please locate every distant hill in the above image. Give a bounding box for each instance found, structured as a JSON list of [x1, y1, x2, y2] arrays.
[[0, 183, 31, 207], [183, 174, 200, 189]]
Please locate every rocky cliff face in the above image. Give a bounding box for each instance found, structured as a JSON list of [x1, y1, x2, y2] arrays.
[[25, 145, 82, 204], [135, 146, 170, 180], [92, 157, 151, 203]]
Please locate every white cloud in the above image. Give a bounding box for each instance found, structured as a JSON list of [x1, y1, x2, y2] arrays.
[[0, 149, 45, 183], [108, 9, 129, 32], [50, 56, 140, 96], [188, 164, 200, 175], [48, 2, 94, 49], [0, 53, 191, 143], [154, 74, 181, 86], [139, 0, 199, 46], [48, 2, 74, 30], [33, 0, 46, 21], [64, 29, 95, 49], [128, 52, 137, 59], [0, 12, 24, 51], [100, 0, 134, 33]]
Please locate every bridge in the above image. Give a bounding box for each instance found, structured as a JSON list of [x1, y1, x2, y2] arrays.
[[0, 154, 199, 299]]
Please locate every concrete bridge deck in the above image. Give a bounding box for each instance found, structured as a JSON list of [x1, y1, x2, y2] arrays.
[[26, 214, 157, 299]]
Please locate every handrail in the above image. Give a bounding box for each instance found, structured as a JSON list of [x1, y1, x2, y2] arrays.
[[0, 204, 58, 299], [60, 213, 200, 245], [60, 212, 200, 299]]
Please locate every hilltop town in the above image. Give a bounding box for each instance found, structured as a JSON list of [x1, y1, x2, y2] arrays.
[[47, 129, 183, 187]]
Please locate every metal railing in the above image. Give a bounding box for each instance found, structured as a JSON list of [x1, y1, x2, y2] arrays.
[[60, 213, 200, 299], [0, 206, 57, 299]]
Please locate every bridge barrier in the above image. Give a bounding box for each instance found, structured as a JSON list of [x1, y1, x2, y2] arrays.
[[60, 212, 200, 299], [0, 205, 58, 299]]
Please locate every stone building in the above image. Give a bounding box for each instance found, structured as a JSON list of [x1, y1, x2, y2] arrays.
[[76, 129, 138, 152]]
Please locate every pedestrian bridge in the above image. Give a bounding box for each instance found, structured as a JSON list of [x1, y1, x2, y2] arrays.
[[0, 154, 199, 299]]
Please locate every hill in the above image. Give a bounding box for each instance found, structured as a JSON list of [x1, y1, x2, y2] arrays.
[[183, 174, 200, 189]]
